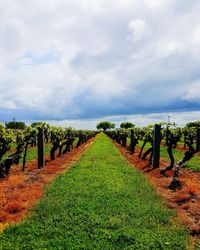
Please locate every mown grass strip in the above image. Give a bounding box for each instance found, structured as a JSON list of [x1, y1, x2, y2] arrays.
[[0, 134, 190, 249]]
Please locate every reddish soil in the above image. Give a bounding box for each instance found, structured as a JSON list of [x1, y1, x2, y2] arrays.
[[114, 141, 200, 247], [175, 145, 187, 152], [0, 137, 95, 232]]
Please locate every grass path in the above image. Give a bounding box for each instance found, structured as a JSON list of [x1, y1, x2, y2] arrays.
[[0, 134, 190, 249]]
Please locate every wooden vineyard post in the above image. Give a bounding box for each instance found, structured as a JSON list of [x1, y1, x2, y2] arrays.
[[77, 132, 82, 148], [196, 128, 200, 153], [129, 129, 135, 154], [38, 127, 45, 169], [70, 130, 73, 150], [153, 124, 161, 169], [116, 130, 120, 144], [166, 124, 169, 146]]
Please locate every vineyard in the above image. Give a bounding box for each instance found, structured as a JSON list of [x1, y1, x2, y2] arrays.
[[0, 123, 97, 178], [0, 122, 200, 249], [106, 123, 200, 178]]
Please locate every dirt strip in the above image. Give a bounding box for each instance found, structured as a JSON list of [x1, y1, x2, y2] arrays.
[[0, 137, 96, 232], [114, 141, 200, 247]]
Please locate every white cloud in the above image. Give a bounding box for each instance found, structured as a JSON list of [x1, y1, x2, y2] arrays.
[[157, 41, 185, 58], [0, 101, 17, 110], [192, 26, 200, 44], [128, 19, 149, 42], [144, 0, 163, 9], [24, 111, 200, 130]]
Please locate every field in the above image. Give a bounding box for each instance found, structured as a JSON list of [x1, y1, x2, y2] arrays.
[[1, 125, 200, 249], [0, 134, 190, 249]]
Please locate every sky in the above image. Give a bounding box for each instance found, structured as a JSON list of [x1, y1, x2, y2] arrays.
[[0, 0, 200, 129]]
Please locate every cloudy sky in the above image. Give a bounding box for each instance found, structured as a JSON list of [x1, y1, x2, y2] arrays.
[[0, 0, 200, 128]]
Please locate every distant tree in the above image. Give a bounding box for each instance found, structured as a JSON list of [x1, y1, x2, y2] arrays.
[[186, 120, 200, 128], [31, 122, 42, 127], [5, 121, 26, 130], [96, 121, 115, 131], [120, 122, 135, 129]]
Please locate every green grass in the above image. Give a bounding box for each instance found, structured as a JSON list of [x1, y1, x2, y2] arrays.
[[0, 134, 190, 249], [136, 140, 200, 172], [20, 144, 53, 164]]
